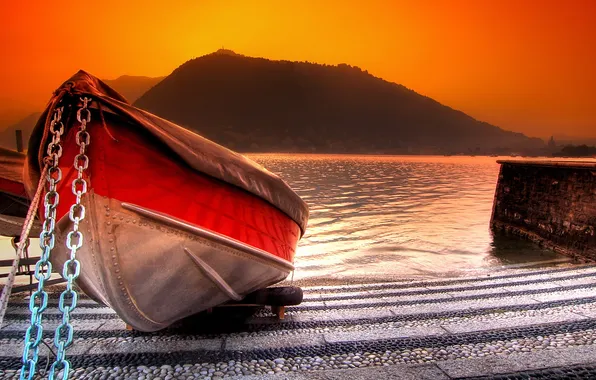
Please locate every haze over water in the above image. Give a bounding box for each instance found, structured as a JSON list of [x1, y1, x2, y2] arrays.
[[250, 154, 570, 283]]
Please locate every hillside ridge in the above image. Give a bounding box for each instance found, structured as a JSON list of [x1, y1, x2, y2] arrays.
[[135, 51, 545, 155]]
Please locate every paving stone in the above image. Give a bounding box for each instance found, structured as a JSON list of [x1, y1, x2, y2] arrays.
[[441, 311, 587, 334], [242, 363, 449, 379], [436, 345, 596, 378], [324, 325, 446, 343], [533, 289, 596, 303], [225, 333, 325, 351]]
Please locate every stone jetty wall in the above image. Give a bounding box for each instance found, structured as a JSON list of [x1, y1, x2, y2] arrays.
[[491, 160, 596, 261]]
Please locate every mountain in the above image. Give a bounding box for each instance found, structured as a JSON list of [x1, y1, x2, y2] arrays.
[[0, 112, 42, 151], [102, 75, 164, 103], [0, 107, 37, 139], [0, 110, 30, 131], [135, 50, 545, 154]]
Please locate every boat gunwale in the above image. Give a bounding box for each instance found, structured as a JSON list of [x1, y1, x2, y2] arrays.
[[121, 202, 295, 272]]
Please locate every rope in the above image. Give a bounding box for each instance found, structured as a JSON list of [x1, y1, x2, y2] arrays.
[[0, 164, 49, 327]]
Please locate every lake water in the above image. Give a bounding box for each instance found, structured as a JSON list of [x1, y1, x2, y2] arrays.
[[250, 154, 570, 283], [1, 155, 571, 286]]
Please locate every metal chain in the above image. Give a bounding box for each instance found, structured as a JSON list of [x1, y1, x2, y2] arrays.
[[20, 106, 65, 380], [48, 97, 91, 380]]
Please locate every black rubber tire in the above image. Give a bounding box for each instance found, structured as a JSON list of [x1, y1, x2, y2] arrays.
[[241, 286, 303, 306]]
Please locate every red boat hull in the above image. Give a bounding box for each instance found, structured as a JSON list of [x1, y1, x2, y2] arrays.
[[43, 116, 301, 263], [24, 71, 307, 331]]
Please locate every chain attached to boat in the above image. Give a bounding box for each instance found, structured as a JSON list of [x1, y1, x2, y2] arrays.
[[19, 97, 92, 380], [48, 97, 92, 380], [20, 106, 65, 380]]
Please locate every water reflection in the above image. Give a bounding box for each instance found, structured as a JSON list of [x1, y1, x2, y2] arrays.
[[487, 232, 564, 265], [250, 154, 570, 282]]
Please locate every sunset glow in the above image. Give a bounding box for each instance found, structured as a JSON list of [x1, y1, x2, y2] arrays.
[[1, 0, 594, 138]]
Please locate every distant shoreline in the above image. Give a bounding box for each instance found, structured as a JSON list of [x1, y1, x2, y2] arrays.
[[246, 153, 596, 160]]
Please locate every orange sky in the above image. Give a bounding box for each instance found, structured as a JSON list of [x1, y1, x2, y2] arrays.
[[1, 0, 595, 138]]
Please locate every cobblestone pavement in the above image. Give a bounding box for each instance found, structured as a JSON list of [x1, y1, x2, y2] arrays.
[[2, 263, 596, 379]]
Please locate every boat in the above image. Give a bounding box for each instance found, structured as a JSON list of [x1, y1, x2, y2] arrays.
[[0, 147, 41, 237], [23, 70, 309, 332]]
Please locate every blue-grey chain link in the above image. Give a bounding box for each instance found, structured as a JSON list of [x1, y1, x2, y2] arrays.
[[48, 97, 92, 380], [20, 106, 65, 380]]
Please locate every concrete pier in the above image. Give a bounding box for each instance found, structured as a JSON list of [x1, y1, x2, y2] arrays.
[[492, 160, 596, 261], [3, 262, 596, 378]]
